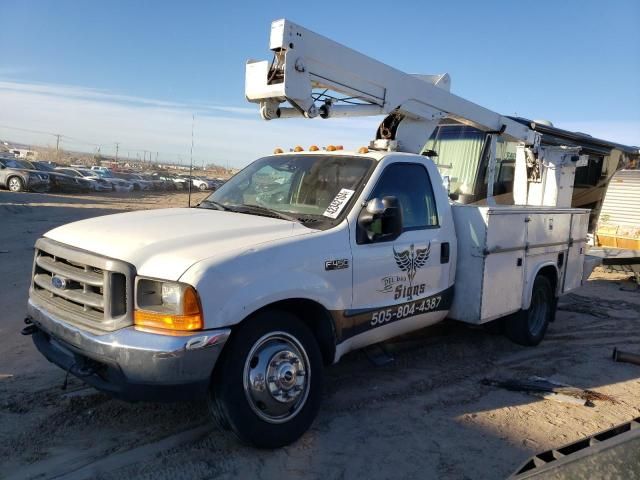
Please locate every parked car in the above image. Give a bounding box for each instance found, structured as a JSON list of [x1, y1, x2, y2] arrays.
[[55, 167, 113, 192], [0, 157, 50, 192], [166, 174, 189, 190], [113, 172, 153, 191], [181, 175, 216, 191], [23, 161, 91, 193], [92, 170, 134, 192], [150, 173, 186, 190]]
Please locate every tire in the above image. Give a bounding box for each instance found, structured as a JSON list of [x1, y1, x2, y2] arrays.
[[209, 310, 324, 448], [198, 183, 207, 191], [8, 176, 25, 192], [505, 275, 554, 346]]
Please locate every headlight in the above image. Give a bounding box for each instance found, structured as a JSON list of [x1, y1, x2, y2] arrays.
[[134, 278, 203, 333]]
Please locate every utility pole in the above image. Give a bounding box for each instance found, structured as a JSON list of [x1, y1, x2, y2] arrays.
[[115, 142, 120, 163], [55, 134, 61, 162], [188, 114, 195, 207]]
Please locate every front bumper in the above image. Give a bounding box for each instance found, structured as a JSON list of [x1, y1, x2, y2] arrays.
[[27, 299, 230, 401]]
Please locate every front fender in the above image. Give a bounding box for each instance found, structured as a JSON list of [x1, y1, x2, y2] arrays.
[[180, 225, 351, 330]]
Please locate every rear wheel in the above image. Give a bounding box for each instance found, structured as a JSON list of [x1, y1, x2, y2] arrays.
[[198, 183, 207, 191], [209, 310, 323, 448], [505, 275, 554, 346], [8, 176, 25, 192]]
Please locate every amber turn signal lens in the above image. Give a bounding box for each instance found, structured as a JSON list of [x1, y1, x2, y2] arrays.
[[134, 285, 203, 332], [134, 311, 203, 332]]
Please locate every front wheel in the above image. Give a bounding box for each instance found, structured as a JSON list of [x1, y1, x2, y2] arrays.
[[505, 275, 554, 346], [209, 310, 323, 448], [8, 176, 25, 192]]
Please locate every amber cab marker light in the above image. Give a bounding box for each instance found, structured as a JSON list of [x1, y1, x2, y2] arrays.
[[309, 145, 319, 151], [335, 145, 344, 150], [358, 146, 369, 154], [273, 147, 284, 154], [293, 145, 304, 152], [134, 286, 203, 333], [326, 145, 336, 151]]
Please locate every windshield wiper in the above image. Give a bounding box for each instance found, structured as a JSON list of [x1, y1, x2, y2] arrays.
[[198, 199, 232, 211], [237, 204, 299, 223]]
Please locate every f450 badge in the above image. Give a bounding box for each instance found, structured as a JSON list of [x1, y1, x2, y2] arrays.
[[325, 259, 349, 271]]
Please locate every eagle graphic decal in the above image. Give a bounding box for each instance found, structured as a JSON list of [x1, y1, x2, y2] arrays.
[[393, 243, 431, 288]]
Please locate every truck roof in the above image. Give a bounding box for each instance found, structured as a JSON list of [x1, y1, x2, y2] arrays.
[[270, 149, 417, 162]]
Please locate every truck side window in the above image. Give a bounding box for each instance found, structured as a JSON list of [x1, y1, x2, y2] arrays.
[[370, 163, 439, 229]]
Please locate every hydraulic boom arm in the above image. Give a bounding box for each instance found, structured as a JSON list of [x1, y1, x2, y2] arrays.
[[246, 19, 538, 153]]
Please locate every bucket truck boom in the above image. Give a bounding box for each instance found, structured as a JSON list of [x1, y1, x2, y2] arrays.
[[245, 18, 539, 154]]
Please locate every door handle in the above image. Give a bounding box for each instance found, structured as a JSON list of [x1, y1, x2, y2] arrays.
[[440, 242, 450, 264]]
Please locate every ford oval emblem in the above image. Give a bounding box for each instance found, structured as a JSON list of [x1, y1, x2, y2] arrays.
[[51, 275, 67, 289]]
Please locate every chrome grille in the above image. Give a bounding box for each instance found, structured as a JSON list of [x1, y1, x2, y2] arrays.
[[30, 237, 135, 332]]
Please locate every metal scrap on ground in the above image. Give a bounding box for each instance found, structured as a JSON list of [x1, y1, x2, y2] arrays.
[[482, 376, 617, 407]]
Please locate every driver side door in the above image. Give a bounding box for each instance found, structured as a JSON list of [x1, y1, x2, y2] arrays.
[[345, 162, 452, 346]]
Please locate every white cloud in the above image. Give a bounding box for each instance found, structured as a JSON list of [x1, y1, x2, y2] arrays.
[[0, 80, 380, 167], [0, 80, 636, 168]]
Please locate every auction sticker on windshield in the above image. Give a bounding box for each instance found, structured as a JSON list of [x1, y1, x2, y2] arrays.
[[323, 188, 355, 219]]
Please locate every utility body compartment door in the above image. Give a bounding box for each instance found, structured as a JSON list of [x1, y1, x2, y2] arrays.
[[480, 212, 526, 321]]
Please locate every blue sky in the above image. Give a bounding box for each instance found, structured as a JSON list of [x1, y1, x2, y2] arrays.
[[1, 0, 638, 166]]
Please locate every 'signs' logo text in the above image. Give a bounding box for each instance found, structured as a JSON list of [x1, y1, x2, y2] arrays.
[[392, 243, 430, 300]]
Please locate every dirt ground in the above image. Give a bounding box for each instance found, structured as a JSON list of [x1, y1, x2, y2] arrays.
[[1, 190, 639, 480]]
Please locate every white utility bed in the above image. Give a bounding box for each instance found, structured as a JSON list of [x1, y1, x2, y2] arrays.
[[448, 204, 590, 324]]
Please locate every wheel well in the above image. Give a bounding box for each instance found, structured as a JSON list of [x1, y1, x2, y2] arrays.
[[246, 299, 337, 365], [537, 265, 558, 296], [536, 265, 559, 321]]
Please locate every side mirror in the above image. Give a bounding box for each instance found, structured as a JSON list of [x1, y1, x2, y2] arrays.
[[357, 196, 403, 244]]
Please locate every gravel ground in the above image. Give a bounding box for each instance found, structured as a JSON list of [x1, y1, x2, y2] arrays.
[[1, 190, 639, 479]]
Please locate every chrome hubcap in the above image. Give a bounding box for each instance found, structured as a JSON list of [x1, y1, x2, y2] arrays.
[[9, 178, 20, 190], [244, 332, 310, 424]]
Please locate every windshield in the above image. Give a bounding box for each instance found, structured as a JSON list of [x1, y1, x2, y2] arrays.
[[202, 154, 374, 225]]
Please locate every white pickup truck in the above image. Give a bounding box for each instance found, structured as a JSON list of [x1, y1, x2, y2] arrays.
[[26, 148, 589, 447]]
